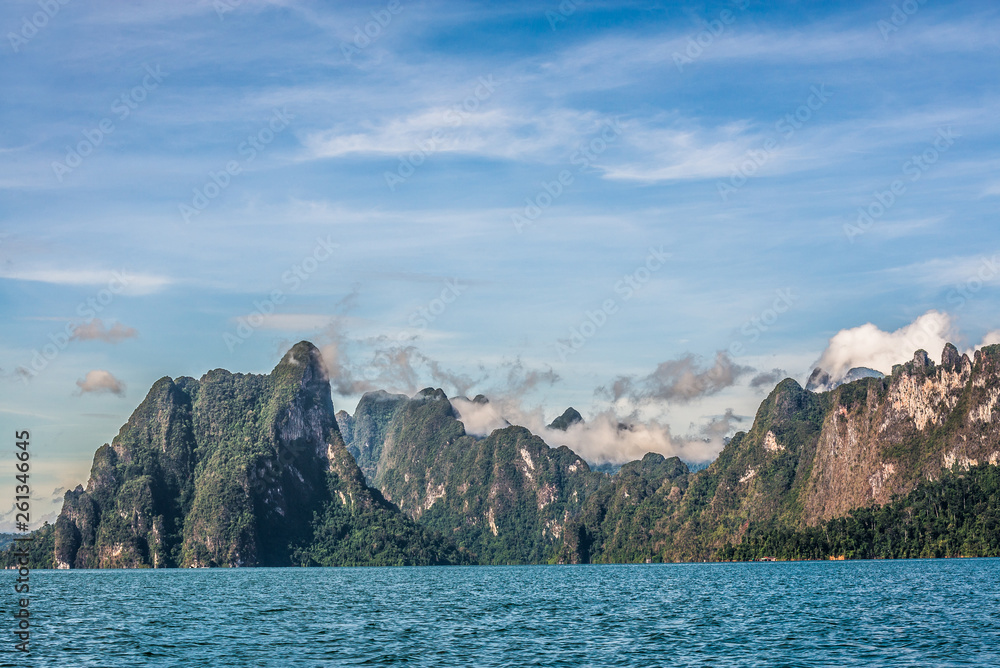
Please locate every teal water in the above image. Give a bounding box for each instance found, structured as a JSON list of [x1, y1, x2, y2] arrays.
[[5, 559, 999, 667]]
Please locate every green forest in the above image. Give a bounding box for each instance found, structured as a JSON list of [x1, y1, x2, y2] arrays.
[[719, 464, 1000, 561]]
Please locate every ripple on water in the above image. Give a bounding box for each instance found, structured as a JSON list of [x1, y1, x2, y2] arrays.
[[15, 559, 1000, 667]]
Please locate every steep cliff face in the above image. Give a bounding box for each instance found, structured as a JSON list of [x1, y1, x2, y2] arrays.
[[801, 344, 1000, 524], [44, 340, 1000, 568], [53, 342, 464, 568], [559, 453, 689, 564], [54, 375, 198, 569], [337, 389, 409, 484], [561, 378, 831, 562], [562, 344, 1000, 562], [368, 388, 604, 563]]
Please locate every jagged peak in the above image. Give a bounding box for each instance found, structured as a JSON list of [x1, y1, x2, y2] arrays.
[[805, 367, 831, 392], [548, 407, 584, 431], [414, 387, 449, 401], [941, 342, 962, 368], [277, 340, 323, 368], [773, 377, 805, 394], [273, 340, 329, 388], [806, 367, 883, 393], [974, 343, 1000, 366], [360, 389, 408, 404]]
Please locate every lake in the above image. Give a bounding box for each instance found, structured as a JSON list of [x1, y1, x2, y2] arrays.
[[9, 559, 1000, 666]]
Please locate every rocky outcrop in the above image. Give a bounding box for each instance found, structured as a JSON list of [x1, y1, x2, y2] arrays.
[[367, 389, 604, 563], [337, 389, 409, 484], [548, 407, 584, 431], [52, 342, 463, 568], [801, 345, 998, 524], [562, 343, 1000, 562]]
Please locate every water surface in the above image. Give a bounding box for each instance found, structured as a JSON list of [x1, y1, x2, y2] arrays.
[[6, 559, 999, 667]]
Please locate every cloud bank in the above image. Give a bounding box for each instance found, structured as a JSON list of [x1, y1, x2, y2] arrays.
[[598, 351, 753, 404], [451, 395, 734, 465], [813, 310, 957, 383]]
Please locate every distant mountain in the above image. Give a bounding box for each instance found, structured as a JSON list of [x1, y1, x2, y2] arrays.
[[340, 388, 605, 564], [41, 342, 466, 568], [805, 366, 885, 392], [548, 407, 583, 431], [336, 389, 408, 483]]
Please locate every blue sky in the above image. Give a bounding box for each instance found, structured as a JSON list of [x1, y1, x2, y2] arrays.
[[2, 0, 999, 529]]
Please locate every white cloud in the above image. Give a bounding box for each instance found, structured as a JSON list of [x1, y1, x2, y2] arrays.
[[0, 268, 170, 295], [973, 330, 1000, 352], [303, 106, 615, 164], [454, 396, 727, 465], [599, 351, 754, 404], [813, 310, 957, 382], [451, 397, 509, 436]]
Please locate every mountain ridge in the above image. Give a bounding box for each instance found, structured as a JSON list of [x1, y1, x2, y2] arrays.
[[7, 340, 1000, 568]]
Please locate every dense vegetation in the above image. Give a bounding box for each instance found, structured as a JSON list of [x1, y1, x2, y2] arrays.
[[559, 454, 689, 564], [336, 389, 409, 483], [358, 389, 604, 564], [6, 341, 1000, 569], [719, 464, 1000, 561], [19, 342, 467, 570], [0, 523, 55, 569]]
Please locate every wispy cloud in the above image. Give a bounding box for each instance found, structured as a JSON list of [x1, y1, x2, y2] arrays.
[[72, 319, 138, 343], [598, 352, 755, 405], [0, 268, 170, 294]]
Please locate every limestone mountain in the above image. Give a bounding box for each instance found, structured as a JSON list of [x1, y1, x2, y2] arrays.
[[561, 344, 1000, 562], [9, 340, 1000, 569], [335, 389, 409, 484], [805, 365, 884, 392], [49, 342, 465, 568], [548, 407, 584, 431], [339, 389, 605, 563]]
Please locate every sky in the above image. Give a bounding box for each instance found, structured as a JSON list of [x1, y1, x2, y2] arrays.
[[1, 0, 999, 530]]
